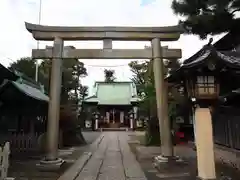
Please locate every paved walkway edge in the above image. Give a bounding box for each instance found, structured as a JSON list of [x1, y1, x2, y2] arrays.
[[57, 134, 104, 180]]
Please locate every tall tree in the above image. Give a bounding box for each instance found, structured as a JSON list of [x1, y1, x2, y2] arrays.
[[71, 61, 88, 105], [9, 57, 45, 83], [69, 85, 88, 105], [78, 85, 89, 100], [129, 60, 156, 116], [171, 0, 240, 39], [104, 69, 116, 82], [128, 61, 148, 95], [129, 59, 184, 145]]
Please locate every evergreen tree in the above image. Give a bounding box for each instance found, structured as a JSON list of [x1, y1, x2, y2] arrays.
[[172, 0, 240, 39]]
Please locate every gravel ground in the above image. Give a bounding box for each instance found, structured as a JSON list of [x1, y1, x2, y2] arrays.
[[128, 133, 240, 180]]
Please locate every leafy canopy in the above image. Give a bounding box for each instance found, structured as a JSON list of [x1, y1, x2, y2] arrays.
[[172, 0, 240, 39], [129, 60, 156, 116]]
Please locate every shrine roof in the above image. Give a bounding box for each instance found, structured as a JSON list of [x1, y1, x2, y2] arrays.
[[0, 63, 49, 105], [166, 43, 240, 83], [181, 45, 240, 69], [0, 79, 49, 103], [83, 81, 140, 105]]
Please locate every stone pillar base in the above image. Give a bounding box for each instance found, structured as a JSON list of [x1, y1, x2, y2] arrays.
[[154, 155, 183, 163], [36, 158, 64, 171], [196, 177, 216, 180], [153, 155, 186, 170]]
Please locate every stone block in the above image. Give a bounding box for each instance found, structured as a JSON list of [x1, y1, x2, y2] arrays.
[[36, 158, 64, 171]]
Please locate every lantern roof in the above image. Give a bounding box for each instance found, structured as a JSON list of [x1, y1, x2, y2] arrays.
[[182, 45, 240, 69], [166, 39, 240, 83]]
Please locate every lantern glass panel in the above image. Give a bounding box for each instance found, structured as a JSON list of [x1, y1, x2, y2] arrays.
[[195, 75, 218, 99]]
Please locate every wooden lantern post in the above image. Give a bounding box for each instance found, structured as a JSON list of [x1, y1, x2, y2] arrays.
[[185, 74, 219, 179]]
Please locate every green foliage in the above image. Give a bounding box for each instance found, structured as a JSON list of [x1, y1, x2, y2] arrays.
[[128, 61, 149, 94], [171, 0, 240, 39], [104, 69, 116, 82], [129, 60, 156, 116], [129, 60, 181, 145], [9, 57, 45, 83], [129, 60, 158, 145]]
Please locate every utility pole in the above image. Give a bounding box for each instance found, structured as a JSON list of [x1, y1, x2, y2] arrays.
[[35, 0, 42, 82]]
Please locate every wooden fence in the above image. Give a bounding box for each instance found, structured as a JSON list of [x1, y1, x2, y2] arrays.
[[0, 133, 39, 153], [212, 106, 240, 150], [0, 142, 10, 180]]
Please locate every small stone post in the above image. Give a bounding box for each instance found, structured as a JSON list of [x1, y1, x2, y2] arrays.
[[106, 112, 110, 123], [120, 111, 124, 124], [95, 113, 99, 130], [129, 112, 134, 129]]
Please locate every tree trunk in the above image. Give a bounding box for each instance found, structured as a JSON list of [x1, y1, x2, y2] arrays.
[[60, 104, 86, 147]]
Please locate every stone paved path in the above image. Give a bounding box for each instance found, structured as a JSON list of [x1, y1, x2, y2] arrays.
[[75, 132, 147, 180]]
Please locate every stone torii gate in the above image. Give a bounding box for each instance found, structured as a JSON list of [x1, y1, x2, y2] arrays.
[[25, 22, 182, 169]]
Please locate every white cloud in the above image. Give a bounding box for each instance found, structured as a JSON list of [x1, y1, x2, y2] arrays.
[[0, 0, 223, 94]]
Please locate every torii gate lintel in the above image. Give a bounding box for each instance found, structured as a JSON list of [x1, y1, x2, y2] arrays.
[[25, 22, 183, 41]]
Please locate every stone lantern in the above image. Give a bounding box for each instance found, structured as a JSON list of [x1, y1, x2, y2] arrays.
[[93, 111, 100, 130], [128, 110, 134, 130], [184, 73, 220, 105]]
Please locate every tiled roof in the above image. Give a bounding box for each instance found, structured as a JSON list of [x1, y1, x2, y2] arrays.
[[84, 81, 140, 105]]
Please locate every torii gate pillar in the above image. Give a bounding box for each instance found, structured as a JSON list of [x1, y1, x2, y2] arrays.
[[152, 38, 173, 158]]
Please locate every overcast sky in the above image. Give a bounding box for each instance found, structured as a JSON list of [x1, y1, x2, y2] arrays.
[[0, 0, 224, 94]]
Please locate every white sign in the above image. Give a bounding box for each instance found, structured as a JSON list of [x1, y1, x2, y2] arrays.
[[176, 116, 184, 123]]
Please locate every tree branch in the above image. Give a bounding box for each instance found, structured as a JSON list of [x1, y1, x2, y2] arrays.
[[231, 8, 240, 15]]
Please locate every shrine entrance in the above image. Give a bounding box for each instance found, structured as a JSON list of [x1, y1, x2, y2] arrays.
[[109, 109, 119, 123], [109, 109, 120, 128], [25, 22, 182, 166]]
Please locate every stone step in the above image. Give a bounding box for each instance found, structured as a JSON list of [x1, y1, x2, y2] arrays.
[[100, 128, 128, 131]]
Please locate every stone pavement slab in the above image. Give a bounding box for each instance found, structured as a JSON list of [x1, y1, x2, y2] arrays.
[[75, 136, 107, 180], [74, 132, 147, 180], [119, 134, 147, 179]]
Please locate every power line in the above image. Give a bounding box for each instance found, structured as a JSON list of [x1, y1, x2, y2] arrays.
[[84, 64, 130, 67], [83, 60, 149, 68], [0, 52, 15, 63]]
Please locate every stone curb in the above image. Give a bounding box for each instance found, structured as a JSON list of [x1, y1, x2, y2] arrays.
[[57, 152, 92, 180], [57, 134, 105, 180]]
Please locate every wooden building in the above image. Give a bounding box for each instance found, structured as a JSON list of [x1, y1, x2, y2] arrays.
[[0, 63, 49, 152], [168, 27, 240, 150], [83, 81, 140, 130]]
